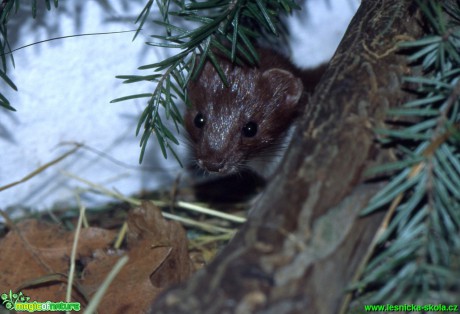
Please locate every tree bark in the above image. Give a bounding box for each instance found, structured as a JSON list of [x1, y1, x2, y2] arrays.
[[150, 1, 423, 313]]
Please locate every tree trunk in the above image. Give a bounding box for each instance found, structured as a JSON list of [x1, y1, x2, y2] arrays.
[[150, 1, 424, 313]]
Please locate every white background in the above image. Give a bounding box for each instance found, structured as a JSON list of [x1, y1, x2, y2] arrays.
[[0, 0, 359, 212]]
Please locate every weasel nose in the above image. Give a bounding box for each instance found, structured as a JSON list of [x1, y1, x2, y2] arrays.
[[198, 159, 235, 174]]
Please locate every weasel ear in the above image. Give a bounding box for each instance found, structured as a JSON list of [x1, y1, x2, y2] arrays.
[[262, 68, 303, 107]]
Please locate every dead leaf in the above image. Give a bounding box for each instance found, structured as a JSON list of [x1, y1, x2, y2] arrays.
[[0, 202, 193, 313], [0, 219, 116, 306], [80, 201, 193, 313]]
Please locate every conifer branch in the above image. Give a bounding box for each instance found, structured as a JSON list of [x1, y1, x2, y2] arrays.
[[0, 0, 60, 112], [115, 0, 300, 163], [355, 0, 460, 305]]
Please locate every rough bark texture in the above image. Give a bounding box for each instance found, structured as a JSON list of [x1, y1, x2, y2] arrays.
[[150, 1, 424, 313]]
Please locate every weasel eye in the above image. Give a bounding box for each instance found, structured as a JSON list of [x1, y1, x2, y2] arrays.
[[242, 121, 258, 137], [194, 113, 205, 129]]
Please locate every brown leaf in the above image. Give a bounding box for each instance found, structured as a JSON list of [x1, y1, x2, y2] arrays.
[[80, 201, 193, 313], [0, 219, 116, 306], [0, 202, 193, 313]]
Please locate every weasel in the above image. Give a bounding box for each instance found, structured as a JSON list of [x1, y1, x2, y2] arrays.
[[184, 48, 324, 177]]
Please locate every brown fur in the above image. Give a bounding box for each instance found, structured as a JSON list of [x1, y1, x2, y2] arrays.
[[185, 49, 305, 175]]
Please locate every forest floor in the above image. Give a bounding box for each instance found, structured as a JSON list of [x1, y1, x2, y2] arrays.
[[0, 170, 263, 312]]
